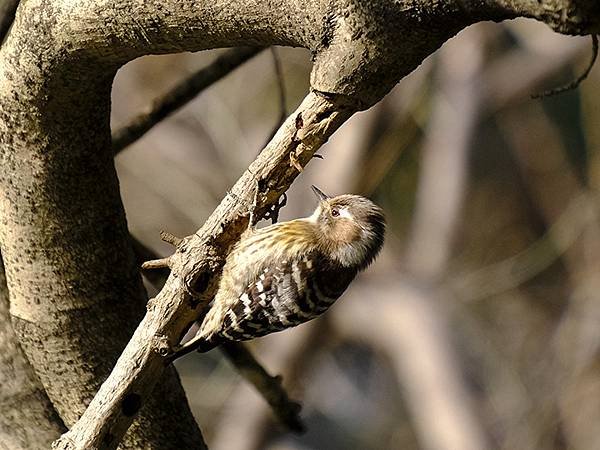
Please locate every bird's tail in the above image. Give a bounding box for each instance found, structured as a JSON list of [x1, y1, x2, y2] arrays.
[[168, 337, 218, 362], [196, 339, 218, 353]]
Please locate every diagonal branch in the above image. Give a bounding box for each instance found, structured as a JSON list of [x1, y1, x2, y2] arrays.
[[112, 47, 264, 153], [131, 235, 305, 432], [55, 90, 358, 450], [2, 1, 597, 450], [221, 342, 304, 432]]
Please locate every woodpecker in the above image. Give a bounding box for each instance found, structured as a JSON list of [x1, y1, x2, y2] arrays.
[[173, 186, 385, 358]]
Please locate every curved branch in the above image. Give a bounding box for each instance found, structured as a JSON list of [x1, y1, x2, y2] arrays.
[[54, 90, 356, 450], [0, 0, 598, 449]]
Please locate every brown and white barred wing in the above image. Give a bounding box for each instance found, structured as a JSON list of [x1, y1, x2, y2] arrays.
[[208, 256, 356, 343]]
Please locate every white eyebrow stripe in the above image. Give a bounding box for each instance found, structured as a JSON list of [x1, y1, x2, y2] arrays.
[[339, 207, 353, 219]]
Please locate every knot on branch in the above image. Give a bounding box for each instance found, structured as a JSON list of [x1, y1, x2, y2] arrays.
[[310, 3, 414, 108], [160, 230, 183, 247], [51, 436, 76, 450], [150, 334, 172, 357], [183, 264, 215, 300], [121, 393, 142, 417], [187, 271, 210, 295]]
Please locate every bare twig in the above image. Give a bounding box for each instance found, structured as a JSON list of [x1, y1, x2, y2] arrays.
[[141, 257, 171, 270], [221, 342, 304, 432], [0, 0, 19, 44], [532, 34, 598, 98], [112, 47, 264, 153], [210, 320, 327, 450], [159, 230, 182, 247], [482, 34, 589, 112], [130, 236, 171, 287], [55, 91, 357, 450]]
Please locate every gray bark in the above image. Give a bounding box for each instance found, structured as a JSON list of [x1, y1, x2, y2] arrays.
[[0, 0, 597, 449], [0, 257, 66, 449]]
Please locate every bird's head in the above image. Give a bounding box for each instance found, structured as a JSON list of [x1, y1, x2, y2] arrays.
[[308, 186, 385, 270]]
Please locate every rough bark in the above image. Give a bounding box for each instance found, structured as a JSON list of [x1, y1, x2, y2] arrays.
[[54, 90, 356, 450], [0, 257, 66, 449], [0, 0, 597, 449], [0, 2, 206, 448]]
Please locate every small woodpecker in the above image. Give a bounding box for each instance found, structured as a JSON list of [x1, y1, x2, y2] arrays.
[[173, 186, 385, 358]]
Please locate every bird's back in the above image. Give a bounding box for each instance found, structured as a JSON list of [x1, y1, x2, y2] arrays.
[[198, 221, 357, 346]]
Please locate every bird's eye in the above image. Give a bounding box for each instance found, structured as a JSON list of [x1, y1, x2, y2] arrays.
[[331, 208, 340, 217]]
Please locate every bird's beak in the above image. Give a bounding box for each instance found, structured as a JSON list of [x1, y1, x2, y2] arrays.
[[311, 185, 330, 202]]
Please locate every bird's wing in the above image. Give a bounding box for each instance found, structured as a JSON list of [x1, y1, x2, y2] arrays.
[[209, 257, 313, 342], [210, 255, 358, 344]]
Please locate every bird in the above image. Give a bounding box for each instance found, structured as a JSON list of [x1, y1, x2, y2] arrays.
[[172, 186, 385, 358]]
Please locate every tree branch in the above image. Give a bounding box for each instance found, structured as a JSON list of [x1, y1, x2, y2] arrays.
[[54, 91, 357, 449], [221, 342, 304, 432], [0, 0, 598, 449], [133, 235, 306, 432], [112, 47, 264, 153], [0, 257, 66, 449], [211, 321, 326, 450]]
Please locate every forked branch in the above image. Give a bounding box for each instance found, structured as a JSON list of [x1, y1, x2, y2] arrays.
[[54, 91, 358, 450]]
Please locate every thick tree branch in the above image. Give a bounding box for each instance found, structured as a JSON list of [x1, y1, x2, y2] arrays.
[[0, 257, 66, 449], [0, 0, 597, 449], [54, 90, 356, 450]]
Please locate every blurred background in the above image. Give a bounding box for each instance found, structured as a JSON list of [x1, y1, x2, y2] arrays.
[[112, 19, 600, 450]]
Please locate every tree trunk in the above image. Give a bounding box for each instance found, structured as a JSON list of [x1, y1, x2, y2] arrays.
[[0, 257, 66, 449], [0, 0, 597, 448]]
